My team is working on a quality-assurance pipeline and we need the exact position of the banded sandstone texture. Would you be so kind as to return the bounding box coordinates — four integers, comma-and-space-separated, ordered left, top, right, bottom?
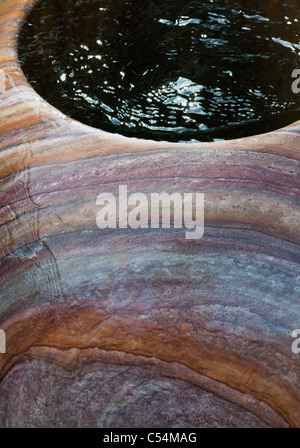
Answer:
0, 0, 299, 428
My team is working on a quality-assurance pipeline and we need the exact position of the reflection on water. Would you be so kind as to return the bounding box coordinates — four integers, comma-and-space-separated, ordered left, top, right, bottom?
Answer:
19, 0, 300, 142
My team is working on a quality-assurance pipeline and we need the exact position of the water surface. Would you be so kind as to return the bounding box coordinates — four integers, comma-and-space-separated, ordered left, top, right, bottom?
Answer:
18, 0, 300, 142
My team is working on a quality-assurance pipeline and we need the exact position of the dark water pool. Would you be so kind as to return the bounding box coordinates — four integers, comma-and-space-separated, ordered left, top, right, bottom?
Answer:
18, 0, 300, 142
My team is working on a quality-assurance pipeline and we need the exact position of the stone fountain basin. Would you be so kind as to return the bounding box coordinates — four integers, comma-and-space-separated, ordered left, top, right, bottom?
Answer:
0, 0, 299, 428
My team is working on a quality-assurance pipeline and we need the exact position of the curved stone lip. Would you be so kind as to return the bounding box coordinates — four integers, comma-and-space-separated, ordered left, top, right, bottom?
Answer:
1, 0, 300, 155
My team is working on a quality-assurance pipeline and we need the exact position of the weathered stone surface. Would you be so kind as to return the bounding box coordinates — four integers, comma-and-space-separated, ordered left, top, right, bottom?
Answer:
0, 0, 299, 428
